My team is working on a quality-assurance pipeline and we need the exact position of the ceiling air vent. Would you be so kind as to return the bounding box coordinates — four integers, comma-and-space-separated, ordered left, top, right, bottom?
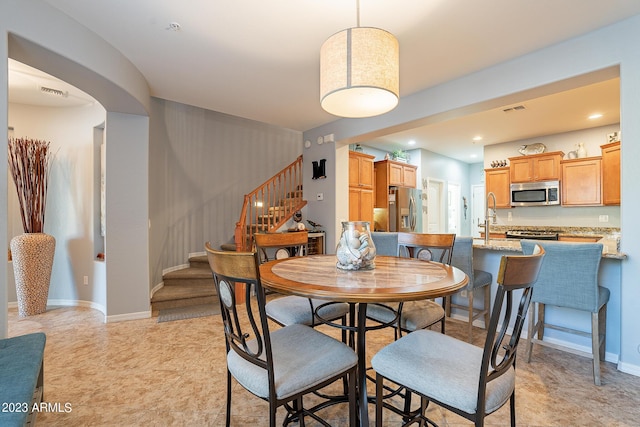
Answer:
40, 86, 68, 97
503, 105, 526, 113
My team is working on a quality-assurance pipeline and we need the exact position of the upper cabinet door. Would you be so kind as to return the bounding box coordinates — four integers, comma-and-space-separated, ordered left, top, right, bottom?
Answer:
348, 151, 375, 188
561, 157, 602, 206
509, 158, 532, 182
485, 167, 511, 208
509, 151, 563, 182
601, 141, 620, 206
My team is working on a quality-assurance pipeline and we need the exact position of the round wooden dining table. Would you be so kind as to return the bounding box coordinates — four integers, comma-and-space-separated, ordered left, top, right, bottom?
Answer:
259, 254, 469, 426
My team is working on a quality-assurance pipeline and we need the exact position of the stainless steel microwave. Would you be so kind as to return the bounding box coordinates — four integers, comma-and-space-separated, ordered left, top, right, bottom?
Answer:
510, 180, 560, 206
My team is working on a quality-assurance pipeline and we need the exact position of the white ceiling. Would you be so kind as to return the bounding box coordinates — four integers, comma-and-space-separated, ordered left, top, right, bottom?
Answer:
10, 1, 637, 161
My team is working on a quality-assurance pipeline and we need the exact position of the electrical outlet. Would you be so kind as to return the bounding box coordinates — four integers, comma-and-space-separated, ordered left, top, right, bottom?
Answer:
83, 276, 89, 285
507, 212, 513, 222
316, 193, 324, 201
599, 215, 609, 223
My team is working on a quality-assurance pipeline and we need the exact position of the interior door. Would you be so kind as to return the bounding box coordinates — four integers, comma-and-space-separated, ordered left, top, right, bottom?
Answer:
426, 179, 444, 233
447, 182, 460, 234
471, 185, 485, 238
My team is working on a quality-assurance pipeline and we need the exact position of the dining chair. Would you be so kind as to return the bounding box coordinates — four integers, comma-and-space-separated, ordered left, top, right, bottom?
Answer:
446, 236, 493, 342
371, 231, 399, 256
254, 232, 350, 327
366, 232, 455, 337
205, 244, 358, 427
520, 239, 609, 386
372, 245, 545, 427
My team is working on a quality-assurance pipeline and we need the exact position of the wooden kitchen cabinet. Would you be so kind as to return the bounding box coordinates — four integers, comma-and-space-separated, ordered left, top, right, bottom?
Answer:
484, 167, 511, 208
558, 235, 601, 242
374, 159, 417, 207
561, 157, 602, 206
601, 141, 620, 205
349, 187, 374, 224
509, 151, 564, 183
349, 151, 375, 222
349, 151, 375, 188
375, 160, 417, 188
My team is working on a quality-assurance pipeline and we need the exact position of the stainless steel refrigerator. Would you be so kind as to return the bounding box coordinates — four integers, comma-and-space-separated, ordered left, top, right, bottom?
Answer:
388, 187, 422, 232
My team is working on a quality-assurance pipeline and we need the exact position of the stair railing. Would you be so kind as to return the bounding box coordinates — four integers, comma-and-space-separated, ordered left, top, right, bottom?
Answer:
234, 155, 307, 252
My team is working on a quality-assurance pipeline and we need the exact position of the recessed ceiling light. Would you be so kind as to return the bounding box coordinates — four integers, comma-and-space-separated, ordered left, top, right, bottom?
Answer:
408, 140, 416, 146
470, 154, 478, 158
472, 136, 483, 141
588, 113, 603, 120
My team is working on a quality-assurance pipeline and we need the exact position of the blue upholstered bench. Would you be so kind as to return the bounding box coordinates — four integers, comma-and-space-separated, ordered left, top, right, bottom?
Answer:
0, 332, 46, 427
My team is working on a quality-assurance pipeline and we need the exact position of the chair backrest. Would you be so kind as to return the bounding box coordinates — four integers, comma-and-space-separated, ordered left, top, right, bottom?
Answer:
520, 239, 603, 311
371, 232, 399, 256
450, 236, 475, 285
398, 232, 455, 264
254, 231, 308, 264
477, 246, 545, 415
205, 243, 276, 385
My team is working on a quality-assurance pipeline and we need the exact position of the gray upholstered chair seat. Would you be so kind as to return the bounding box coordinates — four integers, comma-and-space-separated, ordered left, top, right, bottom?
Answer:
228, 324, 357, 400
265, 296, 350, 326
366, 300, 444, 331
472, 269, 492, 289
372, 329, 515, 415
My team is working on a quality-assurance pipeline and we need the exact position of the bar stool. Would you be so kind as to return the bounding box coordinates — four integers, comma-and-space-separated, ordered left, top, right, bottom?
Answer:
520, 239, 609, 386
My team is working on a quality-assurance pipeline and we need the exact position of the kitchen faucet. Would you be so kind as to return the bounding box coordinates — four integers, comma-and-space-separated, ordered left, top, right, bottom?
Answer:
485, 192, 497, 244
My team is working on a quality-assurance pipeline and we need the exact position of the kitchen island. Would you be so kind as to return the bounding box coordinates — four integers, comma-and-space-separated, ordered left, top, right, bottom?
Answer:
457, 238, 624, 368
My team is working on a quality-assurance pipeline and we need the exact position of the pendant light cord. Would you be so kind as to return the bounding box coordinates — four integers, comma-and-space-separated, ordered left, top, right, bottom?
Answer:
356, 0, 360, 28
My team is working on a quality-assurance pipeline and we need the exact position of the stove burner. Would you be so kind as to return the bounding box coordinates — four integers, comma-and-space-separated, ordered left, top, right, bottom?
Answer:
505, 230, 559, 240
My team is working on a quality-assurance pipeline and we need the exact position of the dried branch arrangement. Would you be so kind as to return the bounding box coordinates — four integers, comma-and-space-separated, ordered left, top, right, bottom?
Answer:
8, 138, 54, 233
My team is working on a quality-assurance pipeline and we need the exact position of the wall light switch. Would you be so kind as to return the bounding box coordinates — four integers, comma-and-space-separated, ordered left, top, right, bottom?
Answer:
316, 193, 324, 201
83, 276, 89, 285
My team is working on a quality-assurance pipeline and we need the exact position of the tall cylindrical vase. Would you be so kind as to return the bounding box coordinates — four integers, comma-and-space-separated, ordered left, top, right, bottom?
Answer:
10, 233, 56, 317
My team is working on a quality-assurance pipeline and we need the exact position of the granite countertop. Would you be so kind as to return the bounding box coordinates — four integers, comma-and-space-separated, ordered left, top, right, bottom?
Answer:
472, 238, 626, 260
482, 225, 620, 238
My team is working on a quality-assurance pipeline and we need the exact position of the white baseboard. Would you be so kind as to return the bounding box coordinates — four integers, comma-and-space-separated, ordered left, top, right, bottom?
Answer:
617, 361, 640, 377
189, 251, 206, 258
105, 311, 151, 323
9, 299, 150, 324
150, 282, 164, 298
162, 263, 189, 276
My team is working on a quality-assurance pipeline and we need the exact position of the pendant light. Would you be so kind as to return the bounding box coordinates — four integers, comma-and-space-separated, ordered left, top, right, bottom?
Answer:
320, 0, 399, 118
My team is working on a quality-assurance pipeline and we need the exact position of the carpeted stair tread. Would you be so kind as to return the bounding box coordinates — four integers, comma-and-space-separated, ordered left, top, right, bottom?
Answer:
152, 295, 218, 313
163, 266, 211, 281
189, 255, 209, 266
151, 284, 216, 302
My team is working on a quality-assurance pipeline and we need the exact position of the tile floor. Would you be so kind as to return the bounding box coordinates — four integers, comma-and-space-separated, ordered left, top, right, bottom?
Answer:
7, 304, 640, 426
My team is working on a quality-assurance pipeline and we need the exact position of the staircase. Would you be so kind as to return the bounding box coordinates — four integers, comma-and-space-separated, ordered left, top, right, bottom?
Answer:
234, 155, 307, 251
151, 255, 216, 315
151, 155, 307, 313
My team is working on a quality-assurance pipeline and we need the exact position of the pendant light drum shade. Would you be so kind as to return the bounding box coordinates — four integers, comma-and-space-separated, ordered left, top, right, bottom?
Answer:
320, 27, 399, 118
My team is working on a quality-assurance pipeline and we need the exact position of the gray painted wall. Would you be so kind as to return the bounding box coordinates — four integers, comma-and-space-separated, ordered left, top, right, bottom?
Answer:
148, 98, 302, 289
